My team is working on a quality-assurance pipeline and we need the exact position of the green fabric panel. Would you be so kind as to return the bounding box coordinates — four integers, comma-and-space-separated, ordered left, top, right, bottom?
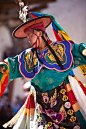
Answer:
79, 43, 86, 53
71, 43, 86, 68
0, 73, 3, 81
6, 55, 23, 82
64, 76, 69, 85
31, 67, 71, 92
76, 110, 86, 129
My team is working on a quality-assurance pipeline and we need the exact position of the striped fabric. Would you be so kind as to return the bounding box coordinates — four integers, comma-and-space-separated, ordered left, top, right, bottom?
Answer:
0, 61, 9, 97
74, 76, 86, 95
79, 65, 86, 78
3, 91, 35, 129
66, 75, 86, 128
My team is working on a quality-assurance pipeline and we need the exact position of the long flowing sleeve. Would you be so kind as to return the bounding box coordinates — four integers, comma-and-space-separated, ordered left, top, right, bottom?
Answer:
0, 48, 41, 96
77, 43, 86, 77
0, 55, 23, 97
71, 42, 86, 68
6, 55, 23, 81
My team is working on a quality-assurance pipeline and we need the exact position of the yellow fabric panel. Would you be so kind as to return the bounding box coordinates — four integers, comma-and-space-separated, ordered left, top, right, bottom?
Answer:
78, 65, 86, 78
58, 30, 71, 40
0, 64, 9, 93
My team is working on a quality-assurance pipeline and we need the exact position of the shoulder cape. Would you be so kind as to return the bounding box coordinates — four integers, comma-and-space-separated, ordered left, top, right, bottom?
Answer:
19, 40, 73, 79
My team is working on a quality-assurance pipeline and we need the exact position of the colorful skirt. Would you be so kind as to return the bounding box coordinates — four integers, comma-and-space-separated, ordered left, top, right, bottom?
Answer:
36, 81, 86, 129
2, 77, 86, 129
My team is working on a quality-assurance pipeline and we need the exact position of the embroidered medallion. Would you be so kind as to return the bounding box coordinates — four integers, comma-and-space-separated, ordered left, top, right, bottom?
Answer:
73, 125, 80, 129
45, 43, 66, 64
38, 125, 43, 129
64, 102, 71, 109
19, 49, 42, 78
37, 41, 73, 72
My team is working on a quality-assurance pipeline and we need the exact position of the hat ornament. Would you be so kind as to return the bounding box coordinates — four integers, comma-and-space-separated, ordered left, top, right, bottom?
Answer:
18, 1, 33, 23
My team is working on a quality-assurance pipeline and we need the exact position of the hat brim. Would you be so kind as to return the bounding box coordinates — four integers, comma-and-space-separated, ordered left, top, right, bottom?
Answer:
12, 16, 52, 38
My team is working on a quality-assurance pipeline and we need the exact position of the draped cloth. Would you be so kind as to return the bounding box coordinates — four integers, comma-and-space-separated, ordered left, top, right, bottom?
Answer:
3, 75, 86, 129
68, 75, 86, 114
3, 91, 36, 129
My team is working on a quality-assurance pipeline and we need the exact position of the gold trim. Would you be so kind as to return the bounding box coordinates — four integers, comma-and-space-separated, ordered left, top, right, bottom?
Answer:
78, 65, 86, 78
24, 108, 30, 116
31, 108, 35, 115
65, 83, 72, 92
0, 82, 1, 93
72, 102, 81, 112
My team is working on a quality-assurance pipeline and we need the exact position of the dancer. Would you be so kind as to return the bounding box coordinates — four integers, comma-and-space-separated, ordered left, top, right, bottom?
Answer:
0, 1, 86, 129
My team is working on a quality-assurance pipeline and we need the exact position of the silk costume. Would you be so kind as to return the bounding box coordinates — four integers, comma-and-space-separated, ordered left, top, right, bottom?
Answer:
0, 40, 86, 129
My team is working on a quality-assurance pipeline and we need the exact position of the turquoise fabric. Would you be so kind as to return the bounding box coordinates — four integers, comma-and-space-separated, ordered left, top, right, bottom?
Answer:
71, 43, 86, 67
5, 56, 23, 83
76, 110, 86, 129
31, 67, 71, 92
0, 73, 3, 81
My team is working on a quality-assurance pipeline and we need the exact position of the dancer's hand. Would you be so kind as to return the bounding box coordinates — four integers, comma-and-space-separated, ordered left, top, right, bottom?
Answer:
0, 65, 5, 73
82, 48, 86, 56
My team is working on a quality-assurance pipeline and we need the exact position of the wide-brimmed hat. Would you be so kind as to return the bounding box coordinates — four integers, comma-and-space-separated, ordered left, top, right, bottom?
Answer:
12, 1, 71, 42
12, 2, 52, 38
13, 16, 52, 38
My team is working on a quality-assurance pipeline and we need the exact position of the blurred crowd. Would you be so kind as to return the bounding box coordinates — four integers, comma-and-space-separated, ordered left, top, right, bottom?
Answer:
0, 95, 12, 129
0, 94, 24, 129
